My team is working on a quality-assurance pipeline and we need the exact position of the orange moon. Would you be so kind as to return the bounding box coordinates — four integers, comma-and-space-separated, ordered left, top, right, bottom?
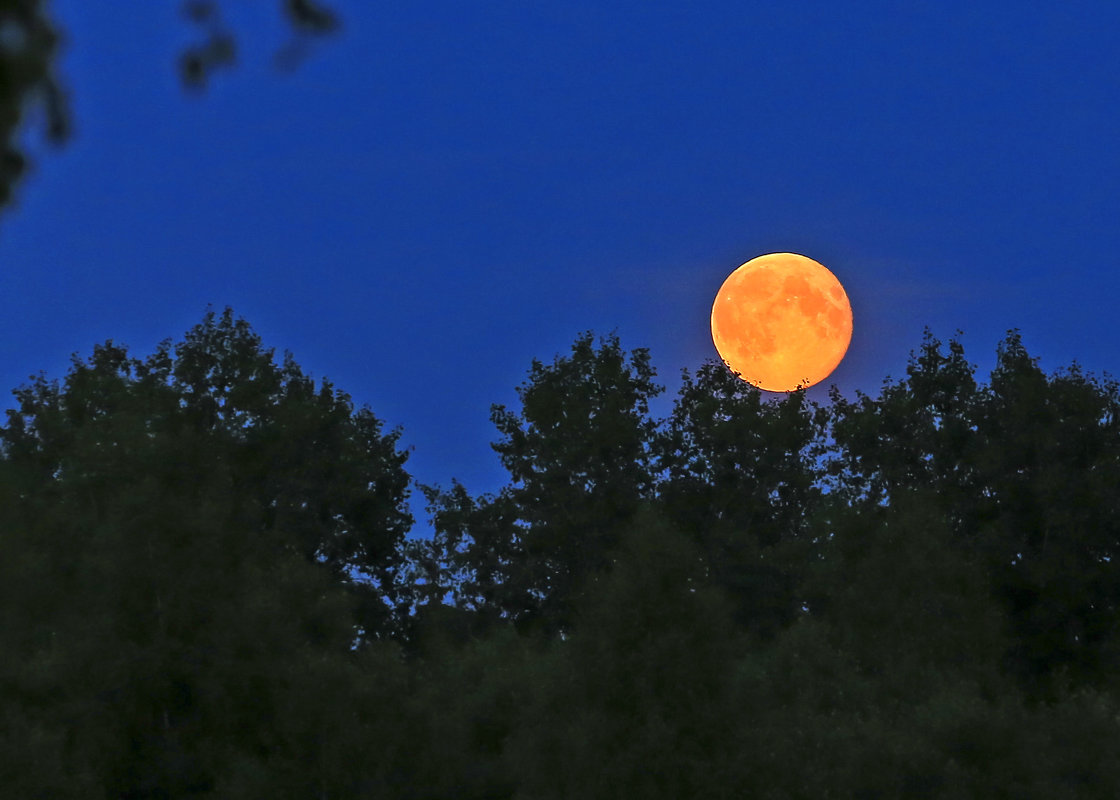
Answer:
710, 253, 852, 392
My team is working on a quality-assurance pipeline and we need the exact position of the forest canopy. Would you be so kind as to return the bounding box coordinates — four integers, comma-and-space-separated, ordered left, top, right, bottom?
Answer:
3, 307, 1120, 796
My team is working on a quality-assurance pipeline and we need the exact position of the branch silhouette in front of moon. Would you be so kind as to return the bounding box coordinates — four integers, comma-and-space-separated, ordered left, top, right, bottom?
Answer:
710, 252, 853, 392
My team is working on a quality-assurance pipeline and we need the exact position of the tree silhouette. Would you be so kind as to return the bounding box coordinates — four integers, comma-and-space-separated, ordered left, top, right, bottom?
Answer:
169, 307, 414, 638
826, 329, 1120, 696
0, 308, 413, 793
656, 359, 819, 639
7, 318, 1120, 795
975, 333, 1120, 695
0, 304, 416, 793
423, 331, 664, 639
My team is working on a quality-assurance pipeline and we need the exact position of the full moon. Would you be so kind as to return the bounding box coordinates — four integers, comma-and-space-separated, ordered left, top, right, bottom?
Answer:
710, 253, 852, 392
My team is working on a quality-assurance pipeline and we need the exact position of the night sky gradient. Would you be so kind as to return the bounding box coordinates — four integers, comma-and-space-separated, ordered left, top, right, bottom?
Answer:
2, 1, 1117, 533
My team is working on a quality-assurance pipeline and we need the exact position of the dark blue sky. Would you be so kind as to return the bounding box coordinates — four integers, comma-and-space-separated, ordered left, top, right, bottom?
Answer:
2, 1, 1118, 532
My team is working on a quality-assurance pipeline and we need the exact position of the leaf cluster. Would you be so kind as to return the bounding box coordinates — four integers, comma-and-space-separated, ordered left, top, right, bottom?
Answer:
0, 0, 339, 214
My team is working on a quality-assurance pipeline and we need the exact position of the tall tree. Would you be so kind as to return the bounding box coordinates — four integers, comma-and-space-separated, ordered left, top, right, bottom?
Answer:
656, 360, 820, 638
0, 321, 414, 794
425, 331, 664, 638
825, 329, 1120, 695
171, 307, 414, 637
973, 332, 1120, 694
826, 328, 981, 517
2, 307, 412, 631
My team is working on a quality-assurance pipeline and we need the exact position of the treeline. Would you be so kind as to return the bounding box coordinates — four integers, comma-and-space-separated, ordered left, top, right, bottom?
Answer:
3, 306, 1120, 797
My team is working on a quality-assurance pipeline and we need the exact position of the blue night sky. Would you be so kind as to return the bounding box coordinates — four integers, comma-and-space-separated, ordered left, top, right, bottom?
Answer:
1, 1, 1118, 533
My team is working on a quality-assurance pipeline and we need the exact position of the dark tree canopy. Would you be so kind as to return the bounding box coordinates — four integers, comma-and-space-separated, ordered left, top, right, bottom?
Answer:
656, 360, 820, 638
826, 329, 1120, 695
422, 331, 664, 639
0, 306, 415, 794
2, 306, 412, 636
6, 318, 1120, 795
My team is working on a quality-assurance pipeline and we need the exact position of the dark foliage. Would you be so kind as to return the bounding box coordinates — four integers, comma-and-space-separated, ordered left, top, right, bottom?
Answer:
0, 307, 415, 794
656, 360, 820, 639
421, 331, 664, 639
6, 318, 1120, 795
828, 329, 1120, 697
0, 1, 338, 215
0, 0, 68, 211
